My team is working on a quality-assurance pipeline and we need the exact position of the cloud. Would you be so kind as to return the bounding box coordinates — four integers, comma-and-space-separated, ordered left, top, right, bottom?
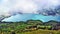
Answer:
0, 0, 38, 16
0, 0, 60, 16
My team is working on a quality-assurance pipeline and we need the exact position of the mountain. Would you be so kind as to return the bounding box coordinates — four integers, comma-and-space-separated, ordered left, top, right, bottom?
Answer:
2, 13, 35, 22
0, 15, 11, 22
2, 13, 60, 22
32, 14, 60, 22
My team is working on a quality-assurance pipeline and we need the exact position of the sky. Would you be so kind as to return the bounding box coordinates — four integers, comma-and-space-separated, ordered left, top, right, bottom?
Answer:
0, 0, 60, 16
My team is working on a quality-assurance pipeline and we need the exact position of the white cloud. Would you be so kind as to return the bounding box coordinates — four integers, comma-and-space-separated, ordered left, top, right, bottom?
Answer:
0, 0, 38, 16
0, 0, 60, 16
12, 0, 38, 13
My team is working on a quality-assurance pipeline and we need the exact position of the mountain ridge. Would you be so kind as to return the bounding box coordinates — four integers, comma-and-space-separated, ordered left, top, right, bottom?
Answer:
2, 13, 60, 22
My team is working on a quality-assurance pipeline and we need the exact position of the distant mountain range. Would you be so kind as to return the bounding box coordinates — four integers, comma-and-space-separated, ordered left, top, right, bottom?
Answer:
2, 13, 60, 22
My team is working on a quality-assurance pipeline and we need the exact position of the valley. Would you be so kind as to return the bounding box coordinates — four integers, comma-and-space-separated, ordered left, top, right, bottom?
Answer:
0, 20, 60, 34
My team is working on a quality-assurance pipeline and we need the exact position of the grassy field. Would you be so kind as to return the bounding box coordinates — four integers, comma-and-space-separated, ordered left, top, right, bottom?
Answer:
19, 30, 60, 34
0, 29, 60, 34
0, 23, 60, 34
0, 20, 60, 34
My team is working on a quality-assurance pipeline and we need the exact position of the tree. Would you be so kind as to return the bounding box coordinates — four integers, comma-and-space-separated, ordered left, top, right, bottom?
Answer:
26, 20, 43, 25
44, 20, 58, 30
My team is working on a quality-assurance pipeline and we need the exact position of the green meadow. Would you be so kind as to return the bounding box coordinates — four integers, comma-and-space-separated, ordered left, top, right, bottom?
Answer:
0, 20, 60, 34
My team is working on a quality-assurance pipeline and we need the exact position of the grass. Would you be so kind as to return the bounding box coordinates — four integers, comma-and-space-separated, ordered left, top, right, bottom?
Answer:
20, 30, 60, 34
0, 29, 60, 34
0, 22, 60, 34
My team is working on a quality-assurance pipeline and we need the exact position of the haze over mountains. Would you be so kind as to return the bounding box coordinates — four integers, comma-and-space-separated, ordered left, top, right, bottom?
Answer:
2, 13, 60, 22
1, 5, 60, 22
0, 0, 60, 22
